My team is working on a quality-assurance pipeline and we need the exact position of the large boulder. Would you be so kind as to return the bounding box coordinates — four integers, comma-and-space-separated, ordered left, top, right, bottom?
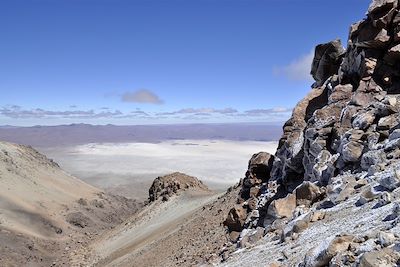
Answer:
224, 205, 248, 232
341, 141, 364, 163
267, 193, 296, 219
247, 152, 274, 182
295, 181, 325, 206
311, 39, 345, 87
359, 248, 400, 267
240, 152, 274, 201
301, 235, 354, 267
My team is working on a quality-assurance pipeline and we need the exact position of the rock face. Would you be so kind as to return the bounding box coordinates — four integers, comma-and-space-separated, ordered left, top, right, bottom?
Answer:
224, 0, 400, 265
149, 172, 209, 202
311, 39, 346, 87
224, 152, 275, 233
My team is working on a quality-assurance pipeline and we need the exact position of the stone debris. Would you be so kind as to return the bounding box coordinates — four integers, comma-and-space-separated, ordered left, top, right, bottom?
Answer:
222, 0, 400, 265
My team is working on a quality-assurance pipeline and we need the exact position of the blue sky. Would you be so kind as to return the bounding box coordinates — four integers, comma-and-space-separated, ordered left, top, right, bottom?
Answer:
0, 0, 370, 126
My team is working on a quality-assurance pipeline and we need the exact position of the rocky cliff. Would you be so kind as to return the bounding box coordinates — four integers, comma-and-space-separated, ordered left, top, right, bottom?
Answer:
224, 1, 400, 266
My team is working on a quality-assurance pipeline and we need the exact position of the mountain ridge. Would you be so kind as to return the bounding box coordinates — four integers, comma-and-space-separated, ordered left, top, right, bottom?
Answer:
0, 123, 282, 148
0, 141, 141, 266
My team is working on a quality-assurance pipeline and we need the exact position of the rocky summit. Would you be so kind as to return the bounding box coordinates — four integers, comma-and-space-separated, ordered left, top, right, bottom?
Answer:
149, 172, 210, 202
224, 0, 400, 266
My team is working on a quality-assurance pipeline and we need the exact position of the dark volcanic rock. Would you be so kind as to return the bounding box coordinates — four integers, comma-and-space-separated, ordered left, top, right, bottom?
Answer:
224, 1, 400, 265
240, 152, 275, 201
248, 152, 274, 183
311, 39, 346, 87
224, 205, 248, 232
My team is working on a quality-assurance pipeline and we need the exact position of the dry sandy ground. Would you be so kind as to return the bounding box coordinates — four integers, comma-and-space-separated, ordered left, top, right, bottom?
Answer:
0, 141, 98, 239
0, 142, 141, 266
41, 140, 278, 201
75, 185, 240, 267
92, 191, 217, 266
0, 139, 277, 266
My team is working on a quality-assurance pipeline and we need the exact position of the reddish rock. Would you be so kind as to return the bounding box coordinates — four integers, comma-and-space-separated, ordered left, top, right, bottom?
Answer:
267, 193, 296, 219
224, 205, 247, 232
295, 182, 325, 206
149, 172, 209, 202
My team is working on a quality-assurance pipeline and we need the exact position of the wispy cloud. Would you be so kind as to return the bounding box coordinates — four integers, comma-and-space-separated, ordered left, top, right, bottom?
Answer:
0, 105, 292, 123
273, 50, 314, 81
0, 106, 123, 119
157, 107, 238, 116
156, 107, 292, 121
121, 89, 164, 104
243, 107, 292, 116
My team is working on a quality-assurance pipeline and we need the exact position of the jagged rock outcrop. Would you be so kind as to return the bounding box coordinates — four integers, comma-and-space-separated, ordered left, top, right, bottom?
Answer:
311, 39, 346, 87
149, 172, 209, 202
240, 151, 275, 201
224, 0, 400, 265
224, 152, 275, 233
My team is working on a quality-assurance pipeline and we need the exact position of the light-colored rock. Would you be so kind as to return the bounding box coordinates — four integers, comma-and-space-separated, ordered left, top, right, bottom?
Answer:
247, 227, 265, 245
295, 181, 325, 206
378, 114, 399, 130
301, 235, 354, 267
149, 172, 209, 202
310, 210, 326, 222
239, 227, 265, 248
378, 192, 392, 206
377, 231, 396, 247
267, 193, 296, 219
281, 215, 310, 242
361, 150, 385, 171
352, 110, 376, 130
334, 177, 357, 203
357, 185, 380, 205
359, 248, 400, 267
229, 231, 240, 242
328, 84, 353, 104
342, 141, 364, 163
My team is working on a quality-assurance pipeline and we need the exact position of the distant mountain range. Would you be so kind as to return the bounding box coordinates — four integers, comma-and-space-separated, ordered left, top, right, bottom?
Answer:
0, 123, 283, 148
0, 125, 19, 129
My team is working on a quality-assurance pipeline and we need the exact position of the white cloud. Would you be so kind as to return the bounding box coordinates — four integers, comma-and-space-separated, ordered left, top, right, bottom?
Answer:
244, 107, 292, 116
156, 107, 238, 116
0, 106, 125, 119
122, 89, 164, 104
0, 105, 292, 123
274, 50, 314, 81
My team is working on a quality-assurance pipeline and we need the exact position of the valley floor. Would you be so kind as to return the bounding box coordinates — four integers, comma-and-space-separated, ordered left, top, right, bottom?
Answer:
40, 140, 278, 201
73, 187, 239, 267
